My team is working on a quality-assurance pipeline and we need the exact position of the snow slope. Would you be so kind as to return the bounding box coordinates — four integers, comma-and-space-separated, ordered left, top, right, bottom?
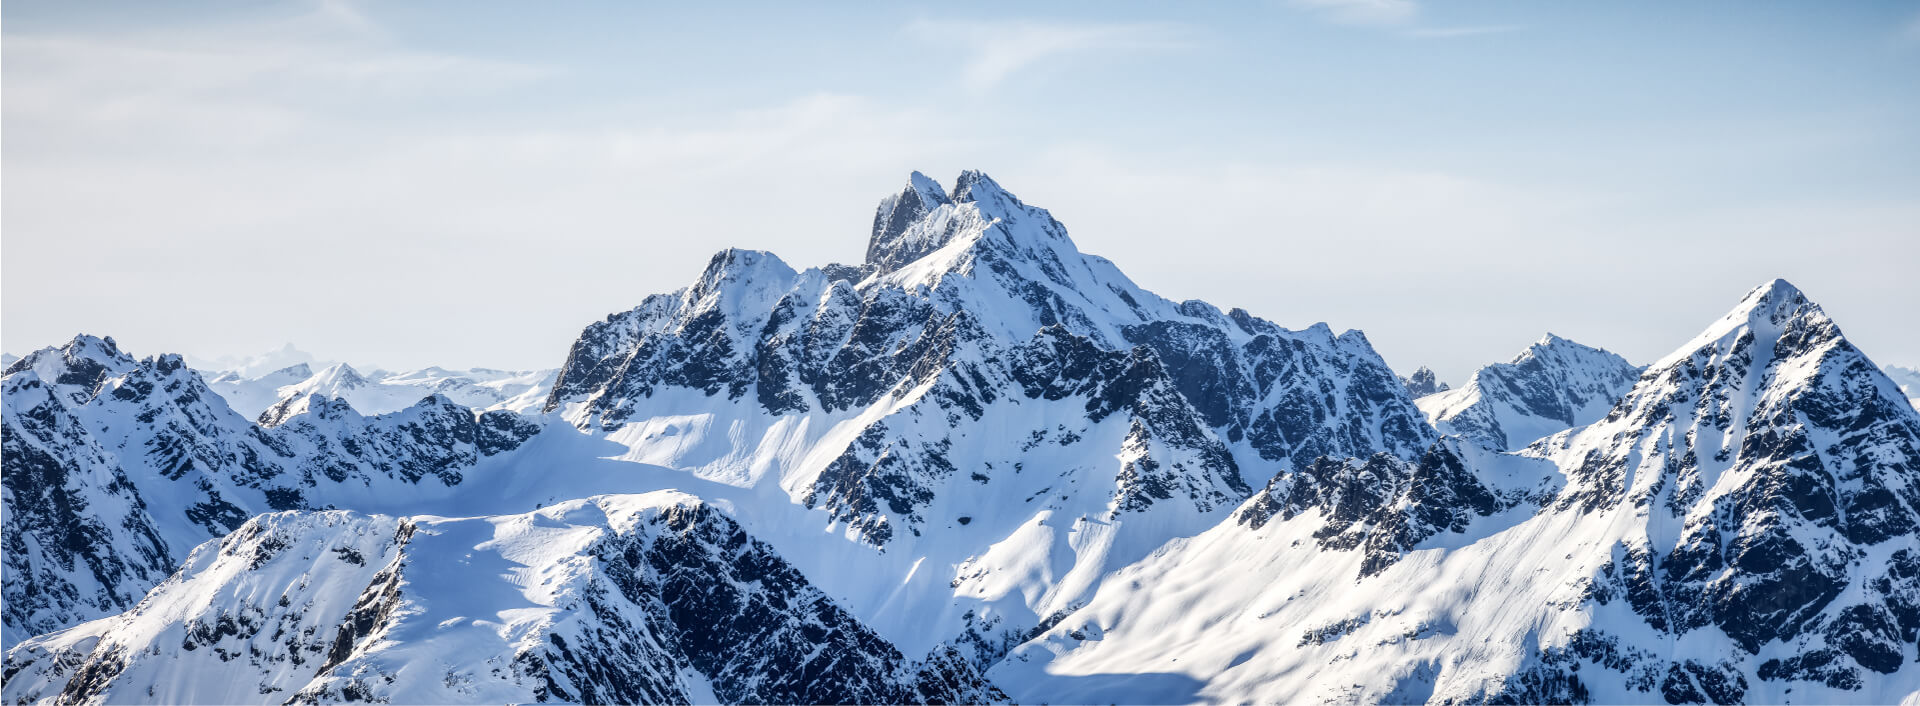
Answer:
2, 492, 1000, 705
990, 280, 1920, 704
1418, 334, 1642, 450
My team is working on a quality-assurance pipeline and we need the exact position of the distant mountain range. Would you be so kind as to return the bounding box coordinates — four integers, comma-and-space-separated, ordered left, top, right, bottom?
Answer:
4, 172, 1916, 705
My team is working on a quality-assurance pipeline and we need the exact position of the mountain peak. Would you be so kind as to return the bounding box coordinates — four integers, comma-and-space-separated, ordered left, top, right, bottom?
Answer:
865, 172, 956, 272
1730, 277, 1812, 324
950, 170, 1002, 203
1659, 278, 1826, 369
60, 334, 128, 365
3, 333, 139, 386
906, 170, 951, 207
311, 362, 368, 388
950, 169, 1036, 226
1401, 366, 1450, 398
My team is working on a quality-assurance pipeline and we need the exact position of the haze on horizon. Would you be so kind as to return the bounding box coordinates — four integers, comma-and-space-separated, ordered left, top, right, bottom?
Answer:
3, 0, 1917, 384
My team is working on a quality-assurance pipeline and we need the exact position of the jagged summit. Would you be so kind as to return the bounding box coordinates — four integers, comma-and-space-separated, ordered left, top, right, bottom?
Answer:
1504, 278, 1920, 693
9, 157, 1920, 706
862, 170, 1074, 278
1400, 365, 1450, 398
8, 333, 128, 370
1419, 333, 1641, 450
866, 171, 956, 273
993, 280, 1920, 704
1659, 277, 1819, 367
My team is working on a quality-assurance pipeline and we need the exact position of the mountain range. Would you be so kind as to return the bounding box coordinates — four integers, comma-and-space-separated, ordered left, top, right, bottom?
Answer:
3, 171, 1916, 705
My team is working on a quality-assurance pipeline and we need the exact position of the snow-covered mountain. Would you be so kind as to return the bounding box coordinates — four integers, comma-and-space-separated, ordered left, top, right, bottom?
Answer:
1417, 334, 1643, 450
991, 280, 1920, 704
1, 171, 1436, 679
205, 362, 555, 420
540, 170, 1435, 658
1888, 364, 1920, 411
6, 170, 1917, 705
0, 337, 538, 645
3, 493, 1000, 705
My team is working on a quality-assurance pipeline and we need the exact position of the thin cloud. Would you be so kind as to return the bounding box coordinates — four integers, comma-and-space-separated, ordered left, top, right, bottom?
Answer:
1405, 25, 1523, 38
1287, 0, 1419, 26
907, 19, 1193, 92
3, 4, 553, 153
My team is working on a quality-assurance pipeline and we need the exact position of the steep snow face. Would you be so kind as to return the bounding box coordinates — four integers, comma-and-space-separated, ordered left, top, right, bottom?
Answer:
541, 171, 1434, 656
1887, 365, 1920, 411
990, 280, 1920, 705
1417, 334, 1642, 450
1, 493, 1003, 705
1, 337, 539, 644
1401, 366, 1450, 398
206, 362, 556, 420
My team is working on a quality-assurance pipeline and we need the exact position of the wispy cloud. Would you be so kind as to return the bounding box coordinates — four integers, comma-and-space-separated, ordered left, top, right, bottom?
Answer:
1287, 0, 1419, 26
906, 19, 1193, 92
1405, 25, 1523, 38
3, 0, 552, 152
1287, 1, 1518, 39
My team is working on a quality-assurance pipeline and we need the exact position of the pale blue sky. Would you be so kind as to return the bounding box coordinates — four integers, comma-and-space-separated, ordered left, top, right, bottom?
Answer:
5, 1, 1918, 383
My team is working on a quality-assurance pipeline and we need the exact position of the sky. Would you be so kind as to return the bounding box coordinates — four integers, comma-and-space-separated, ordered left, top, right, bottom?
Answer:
4, 0, 1918, 384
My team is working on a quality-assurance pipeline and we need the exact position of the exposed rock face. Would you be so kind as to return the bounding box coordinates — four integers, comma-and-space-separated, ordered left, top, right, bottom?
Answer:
1236, 440, 1511, 578
1, 494, 1005, 705
1542, 280, 1920, 688
1418, 334, 1642, 450
1, 337, 538, 644
535, 170, 1437, 660
544, 171, 1433, 548
990, 280, 1920, 705
1401, 366, 1450, 398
